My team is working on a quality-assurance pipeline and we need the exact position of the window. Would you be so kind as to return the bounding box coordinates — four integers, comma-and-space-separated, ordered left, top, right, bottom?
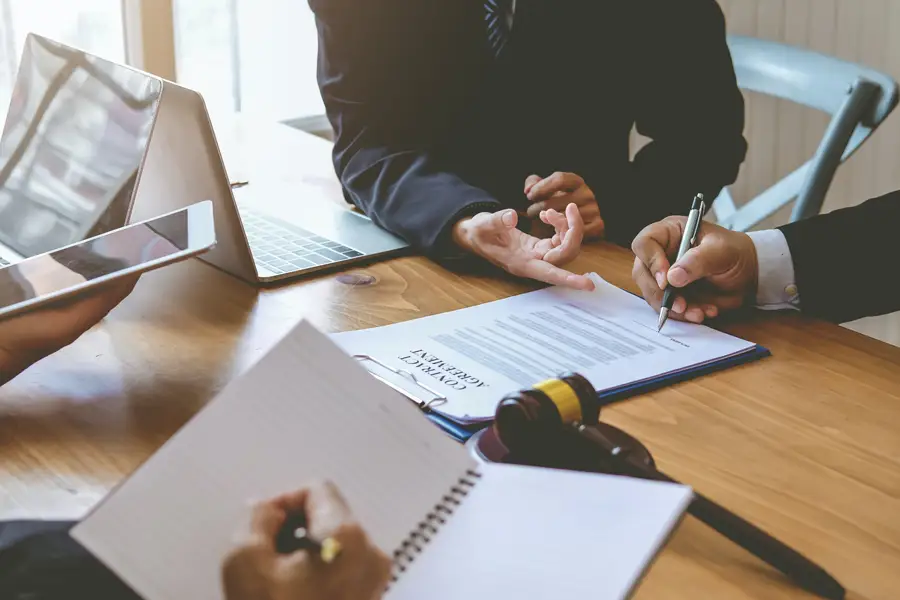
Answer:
174, 0, 324, 123
0, 0, 324, 129
0, 0, 125, 121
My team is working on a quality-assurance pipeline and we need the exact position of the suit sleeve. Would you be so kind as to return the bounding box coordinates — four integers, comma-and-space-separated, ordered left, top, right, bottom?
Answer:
604, 0, 747, 246
778, 190, 900, 323
309, 0, 500, 257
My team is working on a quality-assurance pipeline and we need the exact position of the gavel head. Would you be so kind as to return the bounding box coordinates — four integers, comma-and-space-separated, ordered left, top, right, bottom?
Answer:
493, 373, 600, 453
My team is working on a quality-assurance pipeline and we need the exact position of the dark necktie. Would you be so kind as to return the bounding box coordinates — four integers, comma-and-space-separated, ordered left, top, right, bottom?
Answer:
485, 0, 513, 59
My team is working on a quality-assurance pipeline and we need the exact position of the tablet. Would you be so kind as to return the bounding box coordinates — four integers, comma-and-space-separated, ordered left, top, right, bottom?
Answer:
0, 201, 216, 320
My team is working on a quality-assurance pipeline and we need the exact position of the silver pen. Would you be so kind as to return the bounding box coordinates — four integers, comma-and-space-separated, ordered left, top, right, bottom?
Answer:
658, 194, 706, 332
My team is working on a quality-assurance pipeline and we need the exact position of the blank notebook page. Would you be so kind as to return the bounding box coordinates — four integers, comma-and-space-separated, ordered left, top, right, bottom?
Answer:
72, 320, 475, 600
388, 463, 693, 600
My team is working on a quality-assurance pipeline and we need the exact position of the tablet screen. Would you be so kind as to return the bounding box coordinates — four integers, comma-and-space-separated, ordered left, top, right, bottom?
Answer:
0, 35, 161, 257
0, 207, 190, 310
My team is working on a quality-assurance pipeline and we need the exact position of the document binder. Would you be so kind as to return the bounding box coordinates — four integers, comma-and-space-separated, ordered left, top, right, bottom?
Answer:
337, 275, 771, 433
358, 344, 771, 443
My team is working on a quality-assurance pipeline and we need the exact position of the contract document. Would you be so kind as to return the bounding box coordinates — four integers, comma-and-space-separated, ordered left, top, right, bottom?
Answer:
333, 274, 761, 423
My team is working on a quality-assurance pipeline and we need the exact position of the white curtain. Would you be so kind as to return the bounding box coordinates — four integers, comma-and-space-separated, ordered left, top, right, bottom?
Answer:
0, 0, 18, 119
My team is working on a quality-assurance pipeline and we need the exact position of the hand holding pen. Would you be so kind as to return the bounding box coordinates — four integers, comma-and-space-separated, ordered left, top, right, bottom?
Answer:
657, 195, 707, 331
222, 481, 392, 600
631, 195, 761, 328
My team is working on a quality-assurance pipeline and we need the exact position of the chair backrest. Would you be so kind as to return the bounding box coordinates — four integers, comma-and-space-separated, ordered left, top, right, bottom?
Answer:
712, 35, 899, 231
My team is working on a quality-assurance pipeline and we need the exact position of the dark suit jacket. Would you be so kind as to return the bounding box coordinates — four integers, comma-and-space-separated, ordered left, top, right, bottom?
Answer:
310, 0, 747, 256
0, 521, 137, 600
779, 190, 900, 323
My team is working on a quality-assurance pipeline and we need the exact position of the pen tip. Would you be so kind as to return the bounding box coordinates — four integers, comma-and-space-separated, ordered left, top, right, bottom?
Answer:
657, 309, 668, 332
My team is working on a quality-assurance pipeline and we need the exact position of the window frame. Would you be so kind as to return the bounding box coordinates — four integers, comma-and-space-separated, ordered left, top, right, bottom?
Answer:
124, 0, 328, 131
121, 0, 177, 81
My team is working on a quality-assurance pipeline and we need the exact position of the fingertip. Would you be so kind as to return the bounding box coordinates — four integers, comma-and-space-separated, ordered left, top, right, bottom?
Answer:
568, 275, 594, 291
501, 209, 517, 227
685, 307, 705, 323
668, 266, 689, 288
565, 203, 584, 228
655, 271, 667, 289
249, 499, 286, 539
673, 296, 687, 314
272, 487, 312, 512
705, 305, 719, 318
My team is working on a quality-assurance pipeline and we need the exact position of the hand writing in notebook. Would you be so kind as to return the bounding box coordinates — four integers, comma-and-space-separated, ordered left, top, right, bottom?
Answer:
222, 481, 392, 600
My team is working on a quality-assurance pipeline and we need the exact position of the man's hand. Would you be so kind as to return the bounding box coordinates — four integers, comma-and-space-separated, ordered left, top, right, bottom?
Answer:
452, 204, 594, 291
0, 277, 138, 385
524, 173, 604, 240
223, 481, 392, 600
631, 217, 758, 324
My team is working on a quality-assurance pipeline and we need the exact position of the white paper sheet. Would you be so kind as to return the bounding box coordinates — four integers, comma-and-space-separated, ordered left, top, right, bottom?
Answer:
333, 274, 756, 422
388, 463, 692, 600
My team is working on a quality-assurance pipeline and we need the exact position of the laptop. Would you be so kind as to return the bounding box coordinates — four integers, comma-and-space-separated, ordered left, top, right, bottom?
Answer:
0, 33, 409, 284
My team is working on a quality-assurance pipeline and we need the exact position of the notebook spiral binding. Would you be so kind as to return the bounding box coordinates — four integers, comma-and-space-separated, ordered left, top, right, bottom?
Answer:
390, 468, 483, 583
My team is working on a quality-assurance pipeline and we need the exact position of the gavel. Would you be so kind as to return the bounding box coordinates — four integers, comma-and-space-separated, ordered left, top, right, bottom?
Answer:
492, 373, 846, 600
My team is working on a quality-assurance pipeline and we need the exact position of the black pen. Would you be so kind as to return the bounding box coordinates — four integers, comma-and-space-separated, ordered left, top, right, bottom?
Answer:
276, 512, 342, 563
658, 194, 706, 332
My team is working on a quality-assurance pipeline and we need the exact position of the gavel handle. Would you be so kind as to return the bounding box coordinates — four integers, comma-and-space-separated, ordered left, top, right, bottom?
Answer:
655, 472, 844, 600
576, 428, 845, 600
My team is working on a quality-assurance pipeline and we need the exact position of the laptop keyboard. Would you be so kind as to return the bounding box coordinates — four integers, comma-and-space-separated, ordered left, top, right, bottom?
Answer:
239, 207, 364, 276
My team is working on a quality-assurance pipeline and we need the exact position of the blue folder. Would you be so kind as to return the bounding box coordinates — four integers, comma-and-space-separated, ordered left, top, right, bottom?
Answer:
427, 344, 771, 443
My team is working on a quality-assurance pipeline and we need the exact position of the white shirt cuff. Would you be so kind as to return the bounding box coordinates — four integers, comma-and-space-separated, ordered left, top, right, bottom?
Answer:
747, 229, 800, 311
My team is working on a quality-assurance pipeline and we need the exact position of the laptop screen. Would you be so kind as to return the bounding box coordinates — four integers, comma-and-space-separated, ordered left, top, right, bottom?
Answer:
0, 34, 162, 258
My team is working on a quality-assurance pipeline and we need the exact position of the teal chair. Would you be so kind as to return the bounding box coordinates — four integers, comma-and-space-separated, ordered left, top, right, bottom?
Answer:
712, 35, 899, 230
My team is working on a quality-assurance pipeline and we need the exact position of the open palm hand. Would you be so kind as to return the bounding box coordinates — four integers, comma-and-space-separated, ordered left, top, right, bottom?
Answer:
453, 204, 594, 290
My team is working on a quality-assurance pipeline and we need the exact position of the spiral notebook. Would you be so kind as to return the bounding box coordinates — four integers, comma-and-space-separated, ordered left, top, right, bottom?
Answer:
72, 320, 693, 600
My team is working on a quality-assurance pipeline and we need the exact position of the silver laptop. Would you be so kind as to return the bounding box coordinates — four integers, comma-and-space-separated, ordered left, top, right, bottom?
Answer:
0, 34, 409, 283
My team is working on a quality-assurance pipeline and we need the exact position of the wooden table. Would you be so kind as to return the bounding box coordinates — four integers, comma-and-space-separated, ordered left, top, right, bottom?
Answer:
2, 125, 900, 600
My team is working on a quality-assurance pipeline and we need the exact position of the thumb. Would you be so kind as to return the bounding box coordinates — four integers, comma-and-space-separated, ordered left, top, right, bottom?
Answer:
668, 237, 735, 288
477, 209, 518, 234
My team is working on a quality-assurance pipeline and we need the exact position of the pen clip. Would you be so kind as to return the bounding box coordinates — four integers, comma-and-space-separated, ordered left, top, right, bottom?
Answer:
353, 354, 449, 411
690, 199, 706, 245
